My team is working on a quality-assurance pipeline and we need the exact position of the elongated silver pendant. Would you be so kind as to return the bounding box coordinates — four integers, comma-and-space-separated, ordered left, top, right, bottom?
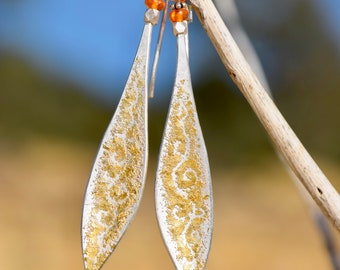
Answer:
155, 20, 214, 270
81, 8, 161, 270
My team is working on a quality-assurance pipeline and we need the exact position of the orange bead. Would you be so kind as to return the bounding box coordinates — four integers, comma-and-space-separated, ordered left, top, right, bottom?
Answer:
169, 8, 189, 22
145, 0, 166, 11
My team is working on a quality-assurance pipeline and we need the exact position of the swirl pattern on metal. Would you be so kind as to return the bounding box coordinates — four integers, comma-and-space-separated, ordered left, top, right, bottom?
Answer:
156, 32, 213, 270
81, 23, 152, 270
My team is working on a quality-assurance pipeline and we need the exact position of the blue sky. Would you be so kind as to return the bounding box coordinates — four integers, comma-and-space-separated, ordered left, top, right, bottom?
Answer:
0, 1, 339, 100
0, 1, 213, 100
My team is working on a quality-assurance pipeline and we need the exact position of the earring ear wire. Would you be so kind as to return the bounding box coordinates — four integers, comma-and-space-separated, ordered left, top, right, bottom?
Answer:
149, 0, 170, 98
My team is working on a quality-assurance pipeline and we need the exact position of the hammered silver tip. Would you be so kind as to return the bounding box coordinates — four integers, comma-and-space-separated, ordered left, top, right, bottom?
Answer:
172, 21, 188, 36
144, 9, 160, 25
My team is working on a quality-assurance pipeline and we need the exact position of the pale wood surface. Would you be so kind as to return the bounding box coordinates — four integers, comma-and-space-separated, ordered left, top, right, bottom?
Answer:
191, 0, 340, 231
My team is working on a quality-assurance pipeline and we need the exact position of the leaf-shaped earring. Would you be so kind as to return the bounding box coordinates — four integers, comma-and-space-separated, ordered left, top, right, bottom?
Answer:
81, 1, 166, 270
155, 1, 214, 269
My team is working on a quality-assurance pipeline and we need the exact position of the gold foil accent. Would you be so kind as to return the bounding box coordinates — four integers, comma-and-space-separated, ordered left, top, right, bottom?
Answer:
82, 53, 148, 270
156, 77, 213, 269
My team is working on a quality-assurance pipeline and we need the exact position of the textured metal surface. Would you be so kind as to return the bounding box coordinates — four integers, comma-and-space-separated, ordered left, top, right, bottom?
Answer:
81, 22, 152, 270
155, 30, 213, 270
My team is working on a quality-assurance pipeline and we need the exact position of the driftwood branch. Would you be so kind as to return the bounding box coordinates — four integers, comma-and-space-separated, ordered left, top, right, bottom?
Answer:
191, 0, 340, 231
214, 1, 340, 266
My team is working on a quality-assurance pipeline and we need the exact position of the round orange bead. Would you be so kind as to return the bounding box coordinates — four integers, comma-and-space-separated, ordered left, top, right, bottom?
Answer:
169, 8, 189, 22
145, 0, 166, 11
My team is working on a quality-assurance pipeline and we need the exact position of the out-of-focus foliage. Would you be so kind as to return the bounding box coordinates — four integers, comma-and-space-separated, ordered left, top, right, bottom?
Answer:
269, 3, 340, 160
0, 55, 112, 143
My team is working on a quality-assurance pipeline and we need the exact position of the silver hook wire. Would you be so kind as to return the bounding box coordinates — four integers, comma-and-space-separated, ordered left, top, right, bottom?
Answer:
149, 0, 169, 98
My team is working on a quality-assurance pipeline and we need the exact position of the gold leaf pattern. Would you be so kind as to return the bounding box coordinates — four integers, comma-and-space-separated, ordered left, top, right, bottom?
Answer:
82, 51, 148, 270
156, 76, 213, 269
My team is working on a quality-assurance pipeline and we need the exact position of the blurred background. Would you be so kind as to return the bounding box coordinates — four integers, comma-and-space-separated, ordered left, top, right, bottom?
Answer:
0, 0, 340, 269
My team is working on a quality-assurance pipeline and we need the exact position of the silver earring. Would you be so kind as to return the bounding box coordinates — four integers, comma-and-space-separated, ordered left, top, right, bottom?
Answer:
155, 2, 213, 269
81, 2, 166, 270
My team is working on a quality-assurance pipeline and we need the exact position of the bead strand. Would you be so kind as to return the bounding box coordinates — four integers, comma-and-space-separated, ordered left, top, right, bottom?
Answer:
169, 0, 189, 22
145, 0, 166, 11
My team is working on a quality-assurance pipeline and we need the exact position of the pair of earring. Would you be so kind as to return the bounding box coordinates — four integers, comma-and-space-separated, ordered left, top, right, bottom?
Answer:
81, 1, 213, 270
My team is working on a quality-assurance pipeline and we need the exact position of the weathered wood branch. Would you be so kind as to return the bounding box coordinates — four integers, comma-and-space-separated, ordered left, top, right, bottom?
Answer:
191, 0, 340, 231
